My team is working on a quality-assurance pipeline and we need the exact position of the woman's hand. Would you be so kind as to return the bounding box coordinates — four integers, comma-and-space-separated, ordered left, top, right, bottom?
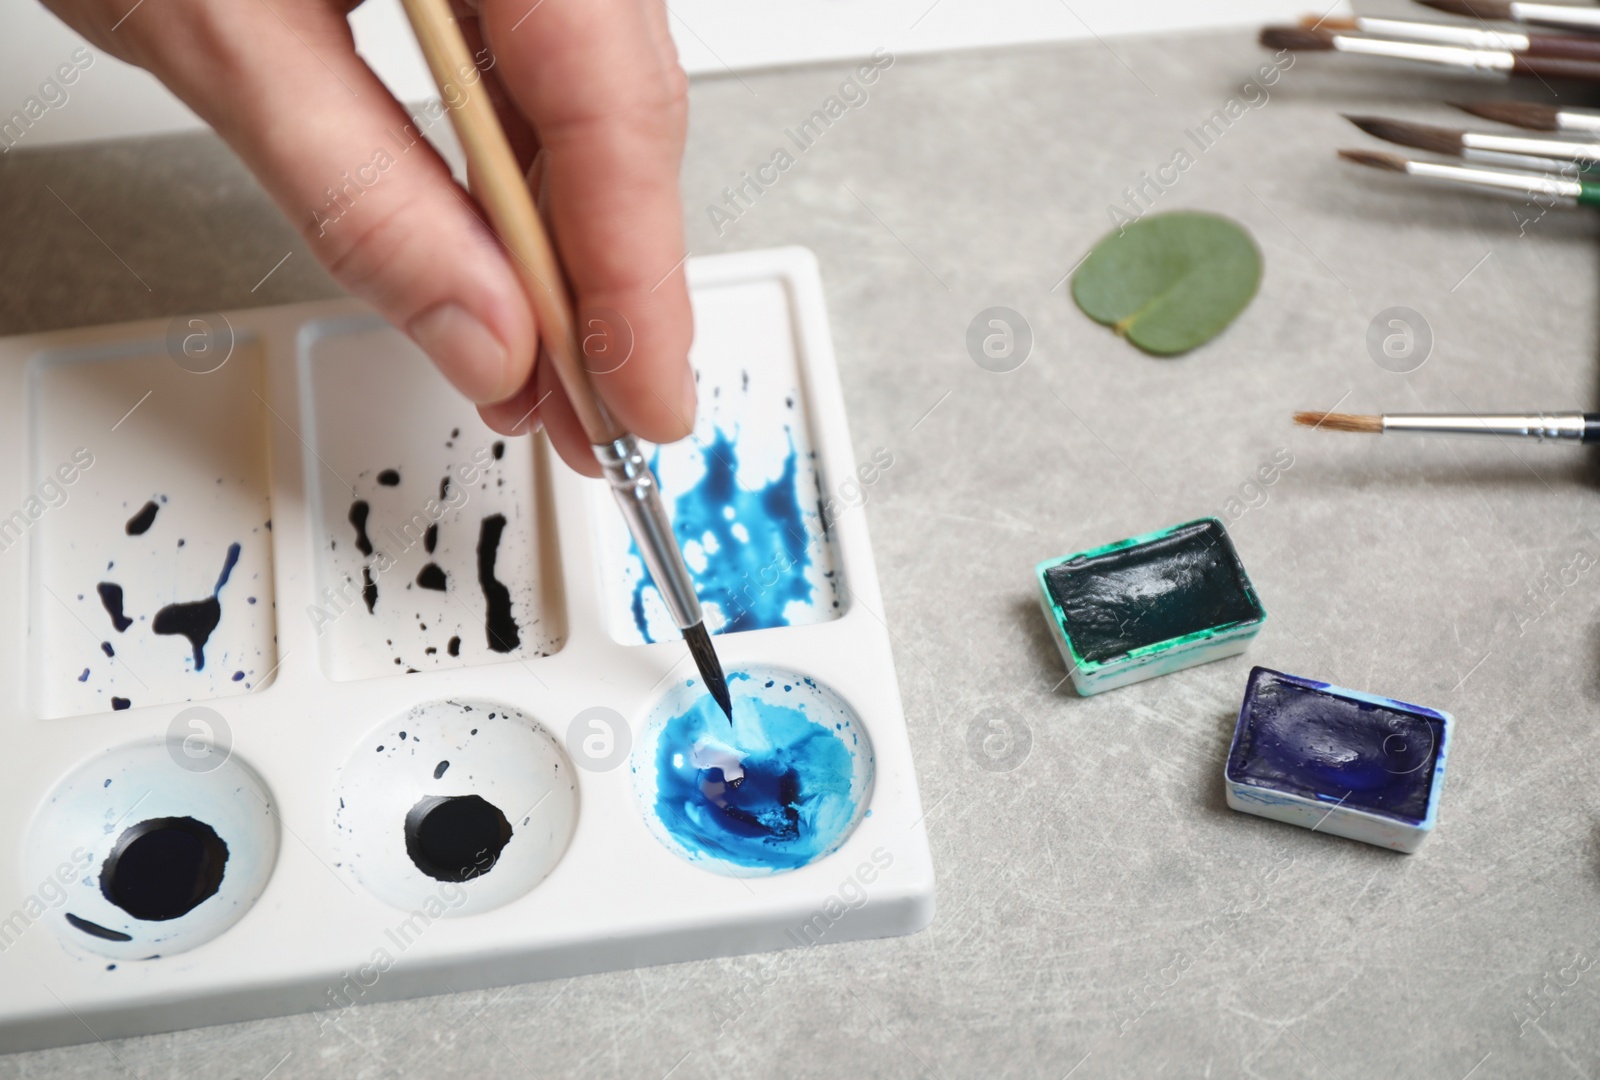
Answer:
43, 0, 696, 475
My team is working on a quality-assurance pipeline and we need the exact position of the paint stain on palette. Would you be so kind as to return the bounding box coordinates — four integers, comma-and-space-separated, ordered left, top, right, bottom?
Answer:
632, 666, 874, 876
601, 280, 843, 644
28, 344, 277, 718
301, 323, 563, 680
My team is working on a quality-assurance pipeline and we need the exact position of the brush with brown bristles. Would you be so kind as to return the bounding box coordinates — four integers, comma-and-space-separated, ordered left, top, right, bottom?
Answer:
1294, 410, 1600, 442
1344, 113, 1600, 174
1262, 24, 1600, 82
1338, 147, 1600, 206
1454, 99, 1600, 134
1415, 0, 1600, 35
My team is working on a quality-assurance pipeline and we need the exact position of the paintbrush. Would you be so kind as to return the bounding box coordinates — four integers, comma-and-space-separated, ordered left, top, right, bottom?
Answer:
1338, 147, 1600, 205
397, 0, 734, 719
1295, 410, 1600, 442
1315, 13, 1600, 59
1454, 99, 1600, 134
1415, 0, 1600, 35
1343, 114, 1600, 173
1261, 24, 1600, 82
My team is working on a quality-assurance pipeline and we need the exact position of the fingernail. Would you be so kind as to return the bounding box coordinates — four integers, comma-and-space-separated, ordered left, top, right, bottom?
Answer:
408, 303, 509, 403
677, 363, 698, 432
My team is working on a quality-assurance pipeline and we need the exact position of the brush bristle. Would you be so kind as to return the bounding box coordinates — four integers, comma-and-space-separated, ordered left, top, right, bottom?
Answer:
1304, 14, 1357, 30
1449, 100, 1563, 131
1338, 148, 1411, 173
1343, 114, 1465, 157
1260, 25, 1336, 51
1414, 0, 1515, 18
1293, 411, 1384, 433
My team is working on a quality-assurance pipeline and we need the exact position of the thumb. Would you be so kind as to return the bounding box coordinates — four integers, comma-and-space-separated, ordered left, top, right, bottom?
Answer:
124, 0, 535, 405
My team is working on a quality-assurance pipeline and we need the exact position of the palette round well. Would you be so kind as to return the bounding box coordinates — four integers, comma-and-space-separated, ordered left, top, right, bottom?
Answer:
630, 665, 875, 877
333, 699, 578, 916
24, 739, 279, 960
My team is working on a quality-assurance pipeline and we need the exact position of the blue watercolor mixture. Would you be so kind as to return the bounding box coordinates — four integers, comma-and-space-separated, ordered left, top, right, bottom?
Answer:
652, 673, 859, 871
1228, 667, 1445, 823
630, 430, 812, 642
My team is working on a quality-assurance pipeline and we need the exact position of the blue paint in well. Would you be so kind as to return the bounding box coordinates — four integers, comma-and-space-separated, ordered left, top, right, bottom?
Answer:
652, 672, 859, 871
629, 431, 812, 642
1227, 667, 1447, 824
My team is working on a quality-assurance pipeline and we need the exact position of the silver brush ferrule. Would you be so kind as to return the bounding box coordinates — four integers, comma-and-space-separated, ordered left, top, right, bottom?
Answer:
1383, 412, 1588, 441
594, 436, 703, 630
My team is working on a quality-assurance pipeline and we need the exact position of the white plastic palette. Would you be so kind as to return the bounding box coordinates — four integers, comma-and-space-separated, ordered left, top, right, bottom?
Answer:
0, 247, 934, 1052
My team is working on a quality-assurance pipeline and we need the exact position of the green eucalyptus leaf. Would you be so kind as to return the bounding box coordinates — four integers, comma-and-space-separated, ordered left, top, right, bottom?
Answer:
1071, 211, 1262, 356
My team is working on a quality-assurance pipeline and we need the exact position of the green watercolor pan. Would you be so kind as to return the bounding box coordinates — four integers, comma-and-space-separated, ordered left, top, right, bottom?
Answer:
1035, 517, 1266, 695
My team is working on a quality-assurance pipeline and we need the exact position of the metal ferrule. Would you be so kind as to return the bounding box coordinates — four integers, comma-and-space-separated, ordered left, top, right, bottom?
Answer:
594, 436, 703, 630
1333, 35, 1517, 74
1357, 17, 1530, 52
1383, 413, 1588, 440
1463, 131, 1600, 165
1407, 159, 1582, 202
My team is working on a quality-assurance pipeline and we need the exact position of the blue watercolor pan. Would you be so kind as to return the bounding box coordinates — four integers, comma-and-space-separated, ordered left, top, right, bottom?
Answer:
1035, 517, 1266, 695
1224, 666, 1453, 853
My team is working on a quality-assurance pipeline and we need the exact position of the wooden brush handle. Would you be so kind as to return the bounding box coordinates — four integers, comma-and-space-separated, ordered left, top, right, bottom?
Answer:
1526, 34, 1600, 62
399, 0, 623, 446
1513, 54, 1600, 82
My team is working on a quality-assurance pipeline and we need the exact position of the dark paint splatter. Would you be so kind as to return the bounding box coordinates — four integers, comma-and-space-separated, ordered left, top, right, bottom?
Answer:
151, 542, 240, 671
97, 583, 133, 632
491, 441, 505, 460
416, 563, 447, 591
434, 760, 450, 779
377, 469, 400, 486
349, 501, 373, 556
362, 567, 378, 613
78, 668, 89, 682
232, 671, 245, 682
65, 913, 132, 942
477, 514, 519, 652
424, 523, 438, 554
124, 501, 159, 536
447, 636, 461, 657
439, 477, 450, 500
101, 642, 114, 657
111, 697, 131, 711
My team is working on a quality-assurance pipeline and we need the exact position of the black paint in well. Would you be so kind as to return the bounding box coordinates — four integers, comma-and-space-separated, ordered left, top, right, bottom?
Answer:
404, 794, 513, 882
100, 816, 229, 921
1043, 518, 1262, 665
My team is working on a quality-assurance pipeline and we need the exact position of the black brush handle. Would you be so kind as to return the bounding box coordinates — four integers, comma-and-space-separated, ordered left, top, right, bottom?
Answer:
1585, 414, 1600, 443
1514, 55, 1600, 82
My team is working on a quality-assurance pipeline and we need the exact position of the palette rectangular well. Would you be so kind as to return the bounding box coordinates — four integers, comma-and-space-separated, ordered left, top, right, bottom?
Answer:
0, 247, 934, 1052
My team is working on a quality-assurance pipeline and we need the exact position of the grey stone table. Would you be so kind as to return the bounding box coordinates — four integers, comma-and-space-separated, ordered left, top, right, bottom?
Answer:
4, 12, 1600, 1079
